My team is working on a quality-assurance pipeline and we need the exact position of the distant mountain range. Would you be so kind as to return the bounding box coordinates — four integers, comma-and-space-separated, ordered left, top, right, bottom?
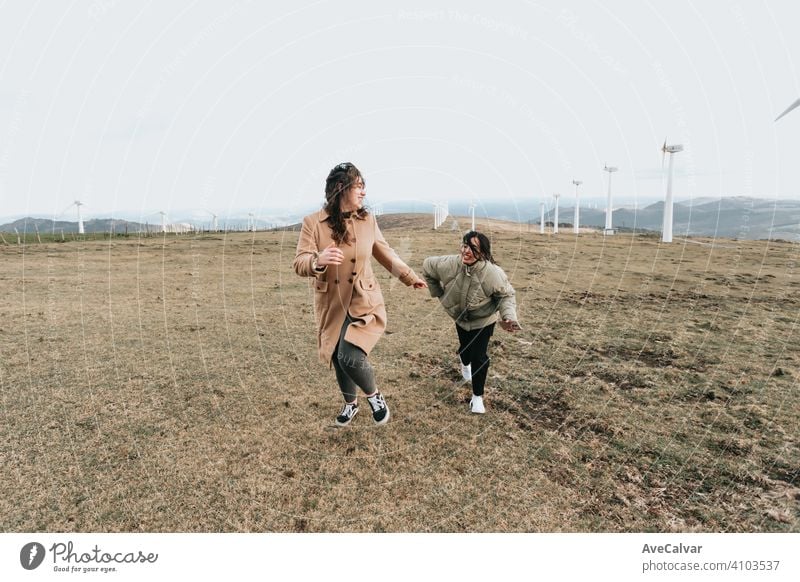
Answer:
0, 217, 148, 234
553, 197, 800, 240
2, 197, 799, 240
0, 216, 276, 234
380, 197, 800, 240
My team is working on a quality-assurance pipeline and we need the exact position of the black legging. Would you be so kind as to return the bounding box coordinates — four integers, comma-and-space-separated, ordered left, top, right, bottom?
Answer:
456, 323, 495, 396
331, 314, 377, 403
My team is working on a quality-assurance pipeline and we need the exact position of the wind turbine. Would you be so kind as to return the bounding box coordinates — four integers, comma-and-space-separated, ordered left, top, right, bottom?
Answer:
75, 201, 85, 234
775, 97, 800, 122
603, 164, 618, 235
572, 180, 582, 234
201, 209, 218, 232
469, 199, 476, 231
62, 200, 85, 234
661, 140, 684, 243
552, 193, 560, 234
433, 203, 448, 229
158, 211, 168, 233
248, 212, 255, 232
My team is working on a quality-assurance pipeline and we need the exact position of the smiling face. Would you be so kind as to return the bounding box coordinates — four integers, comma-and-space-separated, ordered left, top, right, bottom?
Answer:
325, 163, 366, 216
340, 176, 366, 213
461, 236, 481, 265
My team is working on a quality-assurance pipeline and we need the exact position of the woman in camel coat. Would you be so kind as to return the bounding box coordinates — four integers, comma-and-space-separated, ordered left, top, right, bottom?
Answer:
293, 162, 427, 426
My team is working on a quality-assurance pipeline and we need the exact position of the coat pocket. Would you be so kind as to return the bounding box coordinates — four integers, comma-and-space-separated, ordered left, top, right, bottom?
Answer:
358, 278, 382, 307
315, 280, 328, 293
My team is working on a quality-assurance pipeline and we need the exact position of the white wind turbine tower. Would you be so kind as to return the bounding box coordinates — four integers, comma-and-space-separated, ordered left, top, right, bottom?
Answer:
661, 140, 684, 244
603, 164, 618, 235
198, 209, 218, 232
248, 213, 255, 232
202, 210, 218, 232
433, 203, 448, 229
539, 201, 546, 234
158, 211, 168, 233
75, 201, 85, 234
469, 199, 476, 231
63, 200, 86, 234
572, 180, 582, 234
552, 193, 561, 234
775, 97, 800, 121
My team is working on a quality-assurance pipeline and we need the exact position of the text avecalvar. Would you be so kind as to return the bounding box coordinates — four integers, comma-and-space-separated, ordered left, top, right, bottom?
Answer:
642, 543, 702, 554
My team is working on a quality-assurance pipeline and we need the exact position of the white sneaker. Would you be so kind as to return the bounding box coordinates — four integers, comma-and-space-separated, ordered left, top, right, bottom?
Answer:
470, 395, 485, 414
460, 361, 472, 382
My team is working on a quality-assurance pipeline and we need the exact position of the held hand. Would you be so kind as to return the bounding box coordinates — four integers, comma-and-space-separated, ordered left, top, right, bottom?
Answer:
500, 319, 521, 332
317, 242, 344, 266
412, 278, 428, 289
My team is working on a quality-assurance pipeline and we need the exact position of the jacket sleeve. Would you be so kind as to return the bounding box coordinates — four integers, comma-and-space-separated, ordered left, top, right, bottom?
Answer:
422, 256, 446, 298
372, 216, 417, 286
491, 267, 517, 322
293, 216, 327, 278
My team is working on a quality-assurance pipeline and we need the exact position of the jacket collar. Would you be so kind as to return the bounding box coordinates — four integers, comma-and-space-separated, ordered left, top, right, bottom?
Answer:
463, 259, 488, 275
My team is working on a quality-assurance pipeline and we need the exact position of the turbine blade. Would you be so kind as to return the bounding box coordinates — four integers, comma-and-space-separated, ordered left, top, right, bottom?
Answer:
661, 138, 667, 169
775, 97, 800, 121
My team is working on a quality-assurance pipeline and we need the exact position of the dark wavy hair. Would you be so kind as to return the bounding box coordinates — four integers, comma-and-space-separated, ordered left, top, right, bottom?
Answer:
463, 230, 497, 264
324, 162, 368, 245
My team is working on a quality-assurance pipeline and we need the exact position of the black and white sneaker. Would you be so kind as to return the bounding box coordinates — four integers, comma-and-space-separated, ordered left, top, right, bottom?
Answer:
366, 392, 391, 426
335, 401, 359, 427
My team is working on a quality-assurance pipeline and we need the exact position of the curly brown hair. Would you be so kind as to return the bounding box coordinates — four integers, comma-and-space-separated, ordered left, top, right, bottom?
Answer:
324, 162, 368, 245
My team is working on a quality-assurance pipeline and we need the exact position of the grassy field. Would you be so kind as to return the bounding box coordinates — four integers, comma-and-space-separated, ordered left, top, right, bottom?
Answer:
1, 214, 798, 532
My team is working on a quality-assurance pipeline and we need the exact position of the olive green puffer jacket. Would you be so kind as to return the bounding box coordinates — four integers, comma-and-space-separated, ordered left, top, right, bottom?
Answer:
422, 255, 517, 331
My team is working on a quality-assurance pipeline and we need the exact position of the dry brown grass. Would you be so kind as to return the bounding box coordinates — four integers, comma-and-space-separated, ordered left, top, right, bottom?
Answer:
1, 215, 798, 532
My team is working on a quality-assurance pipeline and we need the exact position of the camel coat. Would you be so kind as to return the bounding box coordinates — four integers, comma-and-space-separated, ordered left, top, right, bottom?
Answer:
293, 209, 419, 365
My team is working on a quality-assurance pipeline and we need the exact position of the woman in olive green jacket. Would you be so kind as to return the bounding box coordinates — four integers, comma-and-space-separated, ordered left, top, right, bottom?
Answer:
422, 231, 520, 413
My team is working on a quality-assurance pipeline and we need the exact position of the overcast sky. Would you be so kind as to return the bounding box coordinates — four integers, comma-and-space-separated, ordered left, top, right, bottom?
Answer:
0, 0, 798, 220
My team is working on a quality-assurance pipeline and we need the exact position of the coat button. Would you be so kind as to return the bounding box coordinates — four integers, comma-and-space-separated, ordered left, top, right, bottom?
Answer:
350, 258, 356, 263
352, 272, 357, 276
348, 278, 353, 283
335, 279, 339, 284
